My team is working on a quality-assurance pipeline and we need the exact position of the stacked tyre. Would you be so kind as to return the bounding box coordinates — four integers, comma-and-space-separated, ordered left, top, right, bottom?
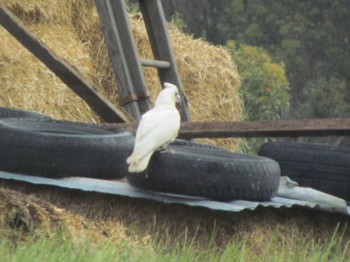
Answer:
259, 141, 350, 200
0, 107, 134, 179
0, 107, 281, 201
127, 141, 280, 201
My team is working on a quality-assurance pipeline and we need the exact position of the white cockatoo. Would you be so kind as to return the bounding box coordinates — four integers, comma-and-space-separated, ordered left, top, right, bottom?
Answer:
127, 82, 181, 173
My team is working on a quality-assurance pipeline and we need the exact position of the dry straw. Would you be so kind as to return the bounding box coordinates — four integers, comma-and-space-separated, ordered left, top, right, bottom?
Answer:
0, 186, 136, 244
0, 0, 244, 151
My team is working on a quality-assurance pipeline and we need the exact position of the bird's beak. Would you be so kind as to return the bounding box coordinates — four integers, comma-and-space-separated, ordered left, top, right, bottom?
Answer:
175, 93, 181, 105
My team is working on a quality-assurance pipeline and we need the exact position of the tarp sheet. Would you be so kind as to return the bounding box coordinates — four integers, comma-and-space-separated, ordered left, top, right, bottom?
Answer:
0, 171, 349, 215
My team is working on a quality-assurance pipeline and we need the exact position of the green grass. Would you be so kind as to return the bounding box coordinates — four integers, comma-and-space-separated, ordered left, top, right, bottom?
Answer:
1, 227, 349, 262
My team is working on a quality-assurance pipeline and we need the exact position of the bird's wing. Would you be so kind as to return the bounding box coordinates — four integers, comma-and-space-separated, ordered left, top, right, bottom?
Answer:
134, 109, 159, 142
130, 106, 180, 160
135, 106, 179, 143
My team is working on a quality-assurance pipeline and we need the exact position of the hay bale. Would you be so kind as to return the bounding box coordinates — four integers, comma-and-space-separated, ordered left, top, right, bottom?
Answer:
0, 0, 95, 24
0, 0, 244, 151
0, 186, 132, 243
0, 25, 100, 122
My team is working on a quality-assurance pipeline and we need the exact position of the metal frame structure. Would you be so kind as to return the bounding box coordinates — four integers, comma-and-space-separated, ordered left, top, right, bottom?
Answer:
0, 2, 350, 137
95, 0, 190, 121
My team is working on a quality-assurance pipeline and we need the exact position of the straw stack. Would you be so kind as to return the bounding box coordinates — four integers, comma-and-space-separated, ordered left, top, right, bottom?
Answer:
0, 0, 244, 151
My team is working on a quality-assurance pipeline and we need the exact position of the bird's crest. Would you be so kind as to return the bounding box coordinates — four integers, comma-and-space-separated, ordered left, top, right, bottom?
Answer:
155, 82, 181, 106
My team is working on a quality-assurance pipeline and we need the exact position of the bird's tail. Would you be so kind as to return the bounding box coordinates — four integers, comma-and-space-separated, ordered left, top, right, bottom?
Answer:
127, 152, 153, 173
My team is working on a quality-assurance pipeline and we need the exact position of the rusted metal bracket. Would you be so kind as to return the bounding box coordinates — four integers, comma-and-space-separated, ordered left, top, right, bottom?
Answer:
119, 91, 151, 107
0, 5, 132, 123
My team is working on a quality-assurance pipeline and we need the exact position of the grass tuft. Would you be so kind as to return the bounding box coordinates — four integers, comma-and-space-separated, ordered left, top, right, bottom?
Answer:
0, 225, 349, 262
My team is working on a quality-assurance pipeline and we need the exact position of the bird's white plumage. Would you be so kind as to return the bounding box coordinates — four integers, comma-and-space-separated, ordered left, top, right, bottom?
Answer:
127, 82, 181, 173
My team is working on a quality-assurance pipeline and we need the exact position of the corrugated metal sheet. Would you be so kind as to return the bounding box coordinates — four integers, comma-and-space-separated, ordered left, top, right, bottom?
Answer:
0, 171, 349, 215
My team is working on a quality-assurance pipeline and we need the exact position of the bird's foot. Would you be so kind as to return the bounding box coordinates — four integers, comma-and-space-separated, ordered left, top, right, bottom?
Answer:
159, 148, 175, 154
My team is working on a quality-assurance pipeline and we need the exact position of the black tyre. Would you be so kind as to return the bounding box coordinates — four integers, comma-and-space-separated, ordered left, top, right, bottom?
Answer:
0, 106, 51, 120
258, 141, 350, 200
0, 118, 134, 179
127, 143, 280, 201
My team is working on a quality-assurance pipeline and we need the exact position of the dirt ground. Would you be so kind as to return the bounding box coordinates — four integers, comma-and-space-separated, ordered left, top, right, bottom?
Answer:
1, 179, 349, 251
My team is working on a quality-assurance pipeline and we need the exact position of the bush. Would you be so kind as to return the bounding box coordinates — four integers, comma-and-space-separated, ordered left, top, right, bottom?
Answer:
226, 41, 291, 152
227, 41, 291, 121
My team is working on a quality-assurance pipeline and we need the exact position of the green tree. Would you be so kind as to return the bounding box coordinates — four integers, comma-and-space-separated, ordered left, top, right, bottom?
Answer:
227, 41, 290, 121
227, 0, 350, 118
162, 0, 231, 44
162, 0, 350, 119
227, 41, 290, 152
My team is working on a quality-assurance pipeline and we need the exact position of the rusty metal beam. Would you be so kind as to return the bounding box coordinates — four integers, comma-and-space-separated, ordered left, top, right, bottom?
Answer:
102, 118, 350, 138
0, 5, 132, 123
